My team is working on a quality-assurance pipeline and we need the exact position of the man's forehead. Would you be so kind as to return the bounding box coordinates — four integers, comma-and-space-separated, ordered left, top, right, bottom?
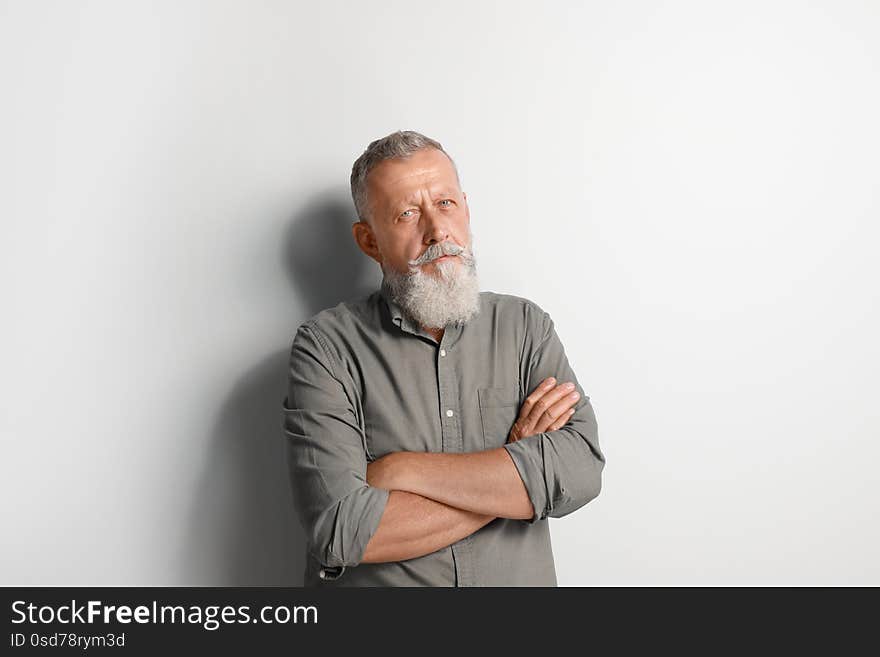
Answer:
370, 151, 458, 197
382, 165, 444, 190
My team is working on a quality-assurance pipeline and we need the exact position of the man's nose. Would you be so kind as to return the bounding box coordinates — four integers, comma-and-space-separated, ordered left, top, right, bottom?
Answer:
422, 205, 451, 244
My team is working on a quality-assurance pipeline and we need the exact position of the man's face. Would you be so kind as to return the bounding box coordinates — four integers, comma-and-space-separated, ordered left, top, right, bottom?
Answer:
352, 146, 480, 329
355, 147, 471, 275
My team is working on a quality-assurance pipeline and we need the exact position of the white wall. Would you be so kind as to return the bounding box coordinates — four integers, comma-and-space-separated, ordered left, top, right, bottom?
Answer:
2, 0, 878, 585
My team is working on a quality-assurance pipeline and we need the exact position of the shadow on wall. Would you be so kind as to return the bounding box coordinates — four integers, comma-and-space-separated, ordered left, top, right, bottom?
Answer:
185, 187, 381, 585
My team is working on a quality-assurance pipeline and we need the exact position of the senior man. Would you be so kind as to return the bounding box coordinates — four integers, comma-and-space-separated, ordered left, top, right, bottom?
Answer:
282, 130, 604, 586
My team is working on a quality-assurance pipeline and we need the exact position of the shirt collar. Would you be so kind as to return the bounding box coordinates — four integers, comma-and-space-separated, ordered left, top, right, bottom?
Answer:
379, 280, 406, 328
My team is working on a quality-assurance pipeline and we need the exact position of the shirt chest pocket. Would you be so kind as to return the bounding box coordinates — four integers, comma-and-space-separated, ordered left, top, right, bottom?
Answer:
477, 385, 521, 450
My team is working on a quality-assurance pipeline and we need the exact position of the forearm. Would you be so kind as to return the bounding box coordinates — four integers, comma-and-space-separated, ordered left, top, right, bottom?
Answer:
387, 448, 534, 520
361, 490, 495, 563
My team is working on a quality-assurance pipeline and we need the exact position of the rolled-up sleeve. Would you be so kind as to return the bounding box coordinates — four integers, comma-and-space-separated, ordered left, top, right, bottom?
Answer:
282, 323, 389, 573
503, 308, 605, 524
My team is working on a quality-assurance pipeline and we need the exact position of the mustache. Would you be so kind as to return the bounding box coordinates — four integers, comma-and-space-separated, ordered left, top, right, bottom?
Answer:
409, 242, 473, 267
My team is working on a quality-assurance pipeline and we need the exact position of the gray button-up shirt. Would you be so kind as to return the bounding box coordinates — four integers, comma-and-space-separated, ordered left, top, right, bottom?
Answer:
282, 284, 604, 586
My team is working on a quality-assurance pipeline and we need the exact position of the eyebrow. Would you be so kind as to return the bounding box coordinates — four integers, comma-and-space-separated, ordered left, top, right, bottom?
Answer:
398, 189, 456, 207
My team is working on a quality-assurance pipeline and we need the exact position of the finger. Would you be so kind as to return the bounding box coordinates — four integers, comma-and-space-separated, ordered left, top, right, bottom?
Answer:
525, 383, 577, 429
506, 419, 522, 444
517, 377, 557, 420
515, 378, 558, 432
547, 407, 576, 432
541, 408, 573, 434
519, 381, 573, 435
534, 390, 580, 433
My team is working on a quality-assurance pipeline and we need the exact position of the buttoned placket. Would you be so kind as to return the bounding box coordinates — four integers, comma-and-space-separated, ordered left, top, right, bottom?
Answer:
385, 295, 478, 586
435, 325, 478, 587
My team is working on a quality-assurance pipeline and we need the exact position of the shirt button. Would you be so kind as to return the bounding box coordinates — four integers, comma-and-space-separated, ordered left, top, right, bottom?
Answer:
440, 349, 447, 357
446, 409, 454, 417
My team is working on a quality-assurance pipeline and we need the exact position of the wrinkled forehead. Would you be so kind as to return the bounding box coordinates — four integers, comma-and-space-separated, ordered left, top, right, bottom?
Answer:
368, 149, 460, 205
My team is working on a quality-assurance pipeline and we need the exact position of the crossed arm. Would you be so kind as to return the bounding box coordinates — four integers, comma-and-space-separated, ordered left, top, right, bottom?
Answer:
360, 448, 533, 563
285, 311, 604, 572
361, 375, 583, 563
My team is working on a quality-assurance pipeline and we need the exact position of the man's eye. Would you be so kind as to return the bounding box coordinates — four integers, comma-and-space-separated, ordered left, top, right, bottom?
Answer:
439, 199, 453, 207
400, 209, 415, 218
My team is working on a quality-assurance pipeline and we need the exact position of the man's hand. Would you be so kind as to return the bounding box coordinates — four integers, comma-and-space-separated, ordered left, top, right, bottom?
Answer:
507, 377, 579, 443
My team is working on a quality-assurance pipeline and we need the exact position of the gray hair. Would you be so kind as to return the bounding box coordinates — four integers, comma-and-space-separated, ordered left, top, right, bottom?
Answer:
350, 130, 459, 224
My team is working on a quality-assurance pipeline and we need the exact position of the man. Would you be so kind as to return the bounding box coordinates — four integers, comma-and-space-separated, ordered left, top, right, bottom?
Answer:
282, 130, 604, 586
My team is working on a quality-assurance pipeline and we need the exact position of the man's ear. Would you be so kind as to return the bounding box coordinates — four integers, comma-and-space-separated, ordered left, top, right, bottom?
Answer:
352, 220, 383, 266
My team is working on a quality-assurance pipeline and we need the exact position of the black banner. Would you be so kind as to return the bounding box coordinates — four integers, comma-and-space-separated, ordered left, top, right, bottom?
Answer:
0, 587, 869, 652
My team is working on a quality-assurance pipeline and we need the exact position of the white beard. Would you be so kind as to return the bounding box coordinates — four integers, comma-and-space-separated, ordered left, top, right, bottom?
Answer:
381, 235, 481, 330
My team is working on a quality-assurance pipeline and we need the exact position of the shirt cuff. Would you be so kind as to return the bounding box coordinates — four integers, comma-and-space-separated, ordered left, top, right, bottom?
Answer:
318, 485, 390, 569
503, 437, 548, 524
